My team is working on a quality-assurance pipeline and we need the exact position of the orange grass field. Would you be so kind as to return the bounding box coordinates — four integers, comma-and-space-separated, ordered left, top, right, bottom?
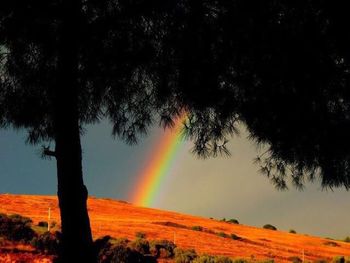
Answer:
1, 194, 350, 262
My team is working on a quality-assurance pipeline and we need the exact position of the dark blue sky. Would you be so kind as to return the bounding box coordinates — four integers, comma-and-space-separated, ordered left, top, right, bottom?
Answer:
1, 122, 349, 239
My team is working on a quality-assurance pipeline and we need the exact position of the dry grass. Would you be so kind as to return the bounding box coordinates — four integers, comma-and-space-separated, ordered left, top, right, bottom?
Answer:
1, 194, 350, 262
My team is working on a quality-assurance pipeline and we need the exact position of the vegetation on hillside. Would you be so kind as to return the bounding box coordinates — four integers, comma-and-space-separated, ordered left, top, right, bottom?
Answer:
2, 212, 350, 263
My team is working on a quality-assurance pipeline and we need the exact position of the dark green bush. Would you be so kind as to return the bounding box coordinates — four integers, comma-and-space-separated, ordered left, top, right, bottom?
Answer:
174, 248, 197, 263
31, 231, 61, 255
324, 241, 339, 247
227, 219, 239, 224
217, 232, 229, 238
232, 259, 248, 263
149, 239, 176, 258
130, 238, 150, 255
332, 256, 345, 263
263, 224, 277, 231
230, 233, 241, 240
344, 237, 350, 243
191, 226, 203, 231
105, 245, 145, 263
193, 255, 233, 263
289, 229, 296, 234
96, 236, 155, 263
0, 213, 35, 242
288, 256, 302, 263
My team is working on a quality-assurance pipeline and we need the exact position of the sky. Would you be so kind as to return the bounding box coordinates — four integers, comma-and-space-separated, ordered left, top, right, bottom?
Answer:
0, 121, 349, 239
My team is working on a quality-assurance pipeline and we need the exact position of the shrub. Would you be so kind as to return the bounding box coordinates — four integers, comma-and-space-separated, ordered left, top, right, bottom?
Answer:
149, 239, 176, 258
230, 233, 241, 240
94, 235, 112, 258
135, 232, 146, 239
30, 231, 61, 255
110, 237, 130, 247
153, 221, 187, 229
130, 238, 150, 255
332, 256, 350, 263
289, 229, 296, 234
192, 226, 203, 231
0, 213, 35, 242
217, 232, 228, 238
174, 248, 197, 263
263, 224, 277, 231
96, 237, 154, 263
193, 255, 216, 263
288, 256, 302, 263
38, 221, 48, 228
106, 245, 145, 263
324, 241, 339, 247
233, 259, 248, 263
193, 255, 233, 263
344, 237, 350, 243
227, 219, 239, 224
333, 256, 345, 263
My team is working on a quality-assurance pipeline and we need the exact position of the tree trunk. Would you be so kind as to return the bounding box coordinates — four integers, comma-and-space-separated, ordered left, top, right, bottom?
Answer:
52, 0, 95, 262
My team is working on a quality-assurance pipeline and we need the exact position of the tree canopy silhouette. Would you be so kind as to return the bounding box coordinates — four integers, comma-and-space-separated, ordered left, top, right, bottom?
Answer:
1, 0, 350, 261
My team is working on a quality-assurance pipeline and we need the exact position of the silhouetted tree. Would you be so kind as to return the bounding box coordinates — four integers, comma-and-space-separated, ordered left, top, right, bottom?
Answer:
2, 0, 350, 262
153, 0, 350, 189
1, 0, 162, 261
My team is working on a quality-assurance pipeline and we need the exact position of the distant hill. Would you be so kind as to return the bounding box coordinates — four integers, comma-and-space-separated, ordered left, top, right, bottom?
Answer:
1, 194, 350, 262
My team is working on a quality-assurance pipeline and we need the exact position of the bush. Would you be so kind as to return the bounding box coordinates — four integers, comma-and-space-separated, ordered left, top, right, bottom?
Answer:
149, 239, 176, 258
227, 219, 239, 225
191, 226, 203, 231
130, 238, 150, 255
289, 229, 296, 234
230, 233, 241, 240
263, 224, 277, 231
344, 237, 350, 243
193, 255, 233, 263
94, 235, 112, 258
38, 221, 48, 228
332, 256, 350, 263
31, 231, 61, 255
333, 256, 346, 263
174, 248, 197, 263
96, 236, 155, 263
233, 259, 248, 263
105, 245, 145, 263
110, 237, 130, 247
135, 232, 146, 239
217, 232, 228, 238
324, 241, 339, 247
288, 256, 302, 263
0, 213, 35, 242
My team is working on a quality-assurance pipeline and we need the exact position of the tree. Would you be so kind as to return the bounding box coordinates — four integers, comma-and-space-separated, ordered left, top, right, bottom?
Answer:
1, 0, 162, 261
2, 0, 350, 261
153, 0, 350, 189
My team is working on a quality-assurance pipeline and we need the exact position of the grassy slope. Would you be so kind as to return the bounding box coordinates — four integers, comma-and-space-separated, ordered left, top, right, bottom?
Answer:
1, 194, 350, 262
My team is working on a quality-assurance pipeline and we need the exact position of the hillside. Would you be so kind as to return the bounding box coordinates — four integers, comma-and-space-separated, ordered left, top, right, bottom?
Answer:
1, 194, 350, 262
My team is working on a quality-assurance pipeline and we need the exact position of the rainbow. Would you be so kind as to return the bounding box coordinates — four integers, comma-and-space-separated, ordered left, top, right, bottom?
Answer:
131, 114, 187, 207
